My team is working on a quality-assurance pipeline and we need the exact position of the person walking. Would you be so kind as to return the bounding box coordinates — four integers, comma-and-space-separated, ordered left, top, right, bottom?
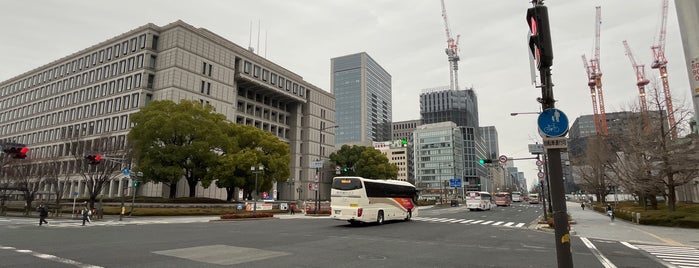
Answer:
580, 202, 585, 210
81, 206, 90, 226
38, 204, 49, 226
606, 204, 615, 221
289, 203, 296, 215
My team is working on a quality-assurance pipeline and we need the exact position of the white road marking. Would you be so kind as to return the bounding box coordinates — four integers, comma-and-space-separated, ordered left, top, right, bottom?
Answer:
580, 237, 617, 268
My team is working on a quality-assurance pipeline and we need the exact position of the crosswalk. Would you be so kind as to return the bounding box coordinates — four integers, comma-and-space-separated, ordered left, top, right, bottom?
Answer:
624, 243, 699, 268
413, 216, 527, 228
0, 217, 214, 229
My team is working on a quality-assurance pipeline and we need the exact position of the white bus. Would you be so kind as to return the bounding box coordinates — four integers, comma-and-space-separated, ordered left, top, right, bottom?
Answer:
511, 191, 522, 202
330, 176, 418, 225
466, 191, 494, 211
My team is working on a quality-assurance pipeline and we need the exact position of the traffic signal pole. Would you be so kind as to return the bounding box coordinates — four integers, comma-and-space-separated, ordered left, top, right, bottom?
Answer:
528, 2, 573, 267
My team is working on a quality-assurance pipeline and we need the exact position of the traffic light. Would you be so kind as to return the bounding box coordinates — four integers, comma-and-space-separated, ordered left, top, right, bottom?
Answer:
526, 5, 553, 70
3, 145, 29, 159
400, 139, 408, 147
133, 180, 139, 187
342, 167, 348, 173
478, 159, 493, 165
85, 155, 102, 165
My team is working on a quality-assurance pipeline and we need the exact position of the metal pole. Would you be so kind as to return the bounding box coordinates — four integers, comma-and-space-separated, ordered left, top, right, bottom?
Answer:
129, 182, 136, 216
541, 63, 573, 266
254, 172, 258, 215
119, 179, 125, 221
315, 167, 319, 214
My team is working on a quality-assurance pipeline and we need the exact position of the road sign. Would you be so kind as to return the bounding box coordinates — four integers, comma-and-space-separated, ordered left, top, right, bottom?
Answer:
73, 192, 78, 196
537, 108, 569, 137
308, 183, 312, 190
312, 183, 319, 191
538, 172, 545, 178
536, 160, 543, 166
310, 161, 323, 168
528, 143, 544, 154
543, 136, 568, 149
123, 169, 131, 175
498, 155, 508, 163
313, 174, 319, 183
449, 178, 462, 188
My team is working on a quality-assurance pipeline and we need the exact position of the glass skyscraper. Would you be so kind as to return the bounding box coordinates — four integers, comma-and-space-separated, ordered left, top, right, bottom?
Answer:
331, 52, 392, 145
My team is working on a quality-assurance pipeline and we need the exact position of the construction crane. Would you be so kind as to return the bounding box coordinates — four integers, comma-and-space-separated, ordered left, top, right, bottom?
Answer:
582, 6, 608, 137
650, 0, 677, 138
622, 40, 650, 127
582, 55, 603, 136
441, 0, 460, 91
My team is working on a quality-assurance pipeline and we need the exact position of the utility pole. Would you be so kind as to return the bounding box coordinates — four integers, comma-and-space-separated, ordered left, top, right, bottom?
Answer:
527, 1, 573, 267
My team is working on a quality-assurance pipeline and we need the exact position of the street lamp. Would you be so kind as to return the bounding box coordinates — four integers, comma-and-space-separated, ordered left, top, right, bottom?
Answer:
251, 164, 264, 214
510, 111, 541, 116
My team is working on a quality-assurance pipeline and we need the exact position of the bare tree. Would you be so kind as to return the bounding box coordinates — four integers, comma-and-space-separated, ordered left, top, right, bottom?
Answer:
570, 136, 615, 203
610, 83, 698, 211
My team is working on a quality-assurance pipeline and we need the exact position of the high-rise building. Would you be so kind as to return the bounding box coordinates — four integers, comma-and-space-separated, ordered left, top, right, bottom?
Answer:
331, 52, 392, 145
480, 126, 499, 160
0, 21, 335, 201
420, 87, 488, 191
412, 122, 464, 201
392, 119, 421, 183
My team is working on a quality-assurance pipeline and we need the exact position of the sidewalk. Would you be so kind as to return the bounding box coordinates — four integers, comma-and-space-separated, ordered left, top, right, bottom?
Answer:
566, 201, 699, 247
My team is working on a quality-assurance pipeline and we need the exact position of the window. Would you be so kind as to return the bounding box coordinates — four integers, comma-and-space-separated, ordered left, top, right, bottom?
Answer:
270, 73, 277, 85
202, 62, 207, 74
134, 74, 142, 88
253, 65, 260, 78
286, 80, 291, 91
136, 54, 144, 68
149, 55, 156, 68
113, 44, 120, 58
139, 34, 146, 49
243, 61, 251, 74
130, 38, 137, 52
99, 50, 104, 62
262, 69, 269, 81
126, 76, 132, 90
122, 41, 128, 55
278, 77, 284, 88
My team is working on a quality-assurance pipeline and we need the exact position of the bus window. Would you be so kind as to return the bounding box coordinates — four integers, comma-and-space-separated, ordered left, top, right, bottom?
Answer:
331, 177, 363, 190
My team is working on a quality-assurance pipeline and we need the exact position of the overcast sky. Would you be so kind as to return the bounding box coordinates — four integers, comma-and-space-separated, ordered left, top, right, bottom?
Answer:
0, 0, 693, 189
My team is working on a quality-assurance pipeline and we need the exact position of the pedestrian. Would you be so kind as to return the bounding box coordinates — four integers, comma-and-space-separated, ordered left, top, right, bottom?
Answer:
81, 206, 90, 226
289, 203, 295, 215
580, 202, 585, 210
38, 204, 49, 226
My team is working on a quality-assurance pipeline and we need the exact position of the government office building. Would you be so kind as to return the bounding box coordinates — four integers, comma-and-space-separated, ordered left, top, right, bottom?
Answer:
0, 20, 336, 202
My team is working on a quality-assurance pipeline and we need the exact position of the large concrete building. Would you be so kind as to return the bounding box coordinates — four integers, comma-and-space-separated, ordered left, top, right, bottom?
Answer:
331, 52, 392, 146
412, 122, 465, 201
419, 87, 488, 191
0, 21, 336, 202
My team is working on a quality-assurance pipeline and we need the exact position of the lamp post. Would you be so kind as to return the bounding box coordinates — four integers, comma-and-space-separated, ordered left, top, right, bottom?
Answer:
510, 111, 541, 116
251, 164, 264, 215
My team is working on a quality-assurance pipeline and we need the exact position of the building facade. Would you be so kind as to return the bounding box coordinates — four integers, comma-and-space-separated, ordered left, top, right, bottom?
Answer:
419, 87, 487, 191
0, 21, 336, 202
391, 119, 421, 183
412, 122, 465, 201
331, 52, 392, 145
373, 140, 409, 182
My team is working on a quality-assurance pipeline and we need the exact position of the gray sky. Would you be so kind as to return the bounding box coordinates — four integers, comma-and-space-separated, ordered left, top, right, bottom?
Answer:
0, 0, 692, 189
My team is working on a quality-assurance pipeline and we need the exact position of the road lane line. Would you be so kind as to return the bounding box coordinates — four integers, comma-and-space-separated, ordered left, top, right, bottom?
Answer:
580, 237, 617, 268
514, 223, 525, 228
503, 222, 514, 227
481, 221, 494, 225
471, 220, 484, 224
461, 219, 474, 223
492, 221, 504, 226
4, 246, 103, 268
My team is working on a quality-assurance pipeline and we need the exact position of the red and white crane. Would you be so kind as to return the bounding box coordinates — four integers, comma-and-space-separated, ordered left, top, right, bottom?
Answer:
441, 0, 460, 91
622, 40, 650, 127
650, 0, 676, 138
582, 6, 608, 136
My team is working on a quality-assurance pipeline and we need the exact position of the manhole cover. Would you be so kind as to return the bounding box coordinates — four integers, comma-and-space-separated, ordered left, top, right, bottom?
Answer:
358, 255, 387, 261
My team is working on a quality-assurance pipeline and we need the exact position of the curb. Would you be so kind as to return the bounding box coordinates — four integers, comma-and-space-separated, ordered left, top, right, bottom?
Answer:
209, 217, 277, 222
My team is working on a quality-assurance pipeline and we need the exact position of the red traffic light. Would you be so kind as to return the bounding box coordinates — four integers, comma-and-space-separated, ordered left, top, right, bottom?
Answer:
94, 155, 102, 161
19, 147, 29, 154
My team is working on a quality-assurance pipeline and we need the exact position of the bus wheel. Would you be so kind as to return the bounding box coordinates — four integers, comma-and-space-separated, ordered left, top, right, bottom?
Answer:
377, 211, 384, 225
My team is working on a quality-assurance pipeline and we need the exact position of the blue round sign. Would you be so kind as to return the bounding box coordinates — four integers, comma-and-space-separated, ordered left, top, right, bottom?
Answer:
537, 108, 569, 137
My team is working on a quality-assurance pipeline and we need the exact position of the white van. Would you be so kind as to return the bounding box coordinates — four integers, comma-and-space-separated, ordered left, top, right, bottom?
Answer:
529, 193, 540, 204
465, 191, 494, 211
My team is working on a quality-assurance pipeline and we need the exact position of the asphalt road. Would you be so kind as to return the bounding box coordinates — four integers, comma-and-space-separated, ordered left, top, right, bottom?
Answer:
0, 202, 692, 268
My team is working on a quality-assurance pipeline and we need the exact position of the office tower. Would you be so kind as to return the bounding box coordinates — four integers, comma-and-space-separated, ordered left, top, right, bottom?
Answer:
331, 52, 392, 145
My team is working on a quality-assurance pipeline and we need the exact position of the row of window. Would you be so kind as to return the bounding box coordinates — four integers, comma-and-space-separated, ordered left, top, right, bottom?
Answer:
0, 34, 152, 97
0, 93, 140, 138
1, 54, 149, 111
25, 135, 127, 165
3, 114, 132, 147
1, 73, 143, 124
242, 61, 305, 97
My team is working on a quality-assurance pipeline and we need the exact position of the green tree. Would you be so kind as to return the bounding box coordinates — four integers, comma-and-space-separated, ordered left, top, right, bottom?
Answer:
204, 124, 290, 201
330, 145, 398, 180
128, 100, 228, 198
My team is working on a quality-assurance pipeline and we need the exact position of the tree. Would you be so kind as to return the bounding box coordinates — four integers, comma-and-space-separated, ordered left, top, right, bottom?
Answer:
129, 100, 229, 198
611, 84, 699, 211
204, 124, 290, 201
330, 145, 398, 180
570, 136, 615, 203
